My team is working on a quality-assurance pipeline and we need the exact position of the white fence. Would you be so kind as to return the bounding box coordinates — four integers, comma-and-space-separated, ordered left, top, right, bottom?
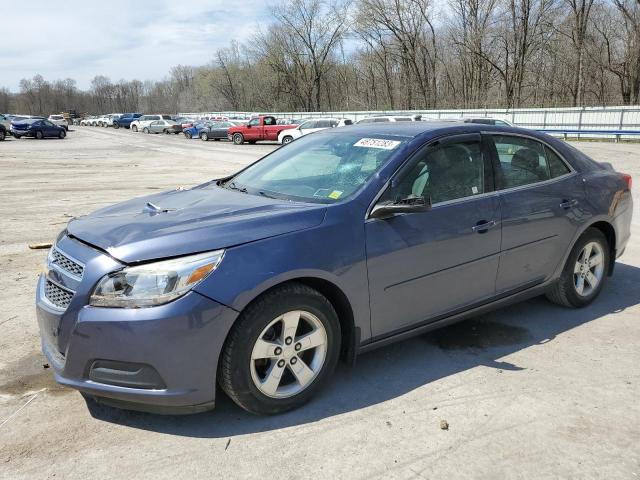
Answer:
180, 106, 640, 140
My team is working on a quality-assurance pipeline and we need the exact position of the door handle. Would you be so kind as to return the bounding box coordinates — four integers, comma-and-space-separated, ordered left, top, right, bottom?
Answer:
472, 220, 498, 233
560, 199, 578, 209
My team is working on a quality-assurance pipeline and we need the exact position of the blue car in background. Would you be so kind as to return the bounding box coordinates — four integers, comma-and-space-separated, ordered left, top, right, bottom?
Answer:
12, 118, 66, 139
113, 113, 142, 129
182, 120, 212, 139
36, 123, 633, 415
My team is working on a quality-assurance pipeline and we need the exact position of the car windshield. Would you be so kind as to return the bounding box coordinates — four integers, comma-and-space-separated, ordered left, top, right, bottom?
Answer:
229, 132, 409, 203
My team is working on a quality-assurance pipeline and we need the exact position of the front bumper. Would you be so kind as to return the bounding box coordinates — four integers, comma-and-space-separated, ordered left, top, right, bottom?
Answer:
36, 237, 239, 413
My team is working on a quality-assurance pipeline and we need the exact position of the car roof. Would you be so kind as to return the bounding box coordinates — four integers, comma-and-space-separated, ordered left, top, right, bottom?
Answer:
315, 121, 535, 140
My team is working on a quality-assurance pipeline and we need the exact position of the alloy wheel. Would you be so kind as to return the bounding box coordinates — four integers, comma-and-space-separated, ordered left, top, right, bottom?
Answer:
574, 241, 605, 297
250, 310, 327, 398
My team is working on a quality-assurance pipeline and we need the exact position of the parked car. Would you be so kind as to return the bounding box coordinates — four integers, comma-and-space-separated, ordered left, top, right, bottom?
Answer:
277, 118, 352, 144
182, 121, 210, 139
0, 114, 11, 134
35, 123, 632, 415
130, 114, 172, 132
199, 121, 235, 141
113, 113, 143, 129
227, 115, 297, 145
356, 115, 421, 124
144, 120, 183, 134
80, 116, 98, 126
103, 114, 123, 128
12, 118, 66, 139
48, 114, 69, 131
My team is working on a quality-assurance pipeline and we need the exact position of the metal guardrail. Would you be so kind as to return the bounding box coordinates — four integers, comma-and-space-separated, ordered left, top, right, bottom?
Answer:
180, 106, 640, 141
538, 129, 640, 142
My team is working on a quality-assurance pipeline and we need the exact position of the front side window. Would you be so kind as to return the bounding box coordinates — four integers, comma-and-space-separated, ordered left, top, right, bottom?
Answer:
248, 118, 260, 127
380, 138, 486, 205
230, 133, 409, 203
491, 135, 570, 189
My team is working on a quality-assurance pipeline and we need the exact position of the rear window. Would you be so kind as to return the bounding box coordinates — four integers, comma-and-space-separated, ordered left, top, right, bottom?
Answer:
393, 117, 412, 122
50, 115, 64, 120
162, 115, 172, 120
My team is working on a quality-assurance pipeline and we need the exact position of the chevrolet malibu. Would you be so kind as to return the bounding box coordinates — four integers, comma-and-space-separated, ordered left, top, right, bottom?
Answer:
36, 123, 633, 415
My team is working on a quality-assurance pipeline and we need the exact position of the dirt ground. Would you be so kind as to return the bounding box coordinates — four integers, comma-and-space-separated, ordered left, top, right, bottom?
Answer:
0, 128, 639, 479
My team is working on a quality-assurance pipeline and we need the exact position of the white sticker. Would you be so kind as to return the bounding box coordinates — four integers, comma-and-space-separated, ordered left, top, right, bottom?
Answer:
353, 138, 401, 150
472, 186, 478, 194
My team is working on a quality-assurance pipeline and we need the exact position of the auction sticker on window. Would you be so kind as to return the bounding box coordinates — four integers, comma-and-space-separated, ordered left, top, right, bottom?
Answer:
353, 138, 401, 150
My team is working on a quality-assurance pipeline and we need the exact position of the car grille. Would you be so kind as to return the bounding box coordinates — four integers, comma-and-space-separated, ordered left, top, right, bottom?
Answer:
44, 280, 74, 310
51, 248, 84, 278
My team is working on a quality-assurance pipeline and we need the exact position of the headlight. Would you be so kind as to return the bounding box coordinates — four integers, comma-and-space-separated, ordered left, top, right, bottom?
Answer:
90, 250, 224, 308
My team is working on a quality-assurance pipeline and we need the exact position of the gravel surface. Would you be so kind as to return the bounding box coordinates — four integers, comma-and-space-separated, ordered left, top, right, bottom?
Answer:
0, 128, 638, 479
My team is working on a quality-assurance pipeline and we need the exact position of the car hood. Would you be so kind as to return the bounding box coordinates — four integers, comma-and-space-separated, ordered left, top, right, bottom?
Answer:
67, 184, 327, 263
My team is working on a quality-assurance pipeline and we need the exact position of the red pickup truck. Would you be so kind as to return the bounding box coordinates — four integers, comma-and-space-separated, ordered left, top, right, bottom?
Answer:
227, 115, 297, 145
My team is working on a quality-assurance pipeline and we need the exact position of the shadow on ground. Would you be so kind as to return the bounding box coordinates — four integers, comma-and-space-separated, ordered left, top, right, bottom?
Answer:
86, 263, 640, 438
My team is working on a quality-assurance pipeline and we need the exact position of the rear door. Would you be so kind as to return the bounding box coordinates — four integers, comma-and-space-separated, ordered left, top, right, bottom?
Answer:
366, 133, 502, 337
486, 134, 584, 292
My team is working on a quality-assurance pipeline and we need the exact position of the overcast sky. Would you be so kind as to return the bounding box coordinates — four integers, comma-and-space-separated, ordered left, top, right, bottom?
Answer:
0, 1, 271, 91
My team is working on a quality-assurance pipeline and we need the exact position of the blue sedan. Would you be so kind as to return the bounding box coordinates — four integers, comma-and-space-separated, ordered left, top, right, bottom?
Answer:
182, 121, 212, 139
36, 123, 633, 415
12, 118, 66, 139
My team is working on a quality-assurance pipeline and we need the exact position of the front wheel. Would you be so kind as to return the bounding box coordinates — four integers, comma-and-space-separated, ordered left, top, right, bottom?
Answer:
142, 127, 149, 134
184, 131, 192, 139
58, 130, 66, 139
219, 283, 341, 415
546, 227, 609, 308
132, 125, 138, 132
113, 123, 120, 129
0, 130, 5, 141
282, 135, 293, 145
35, 130, 44, 139
232, 133, 244, 145
164, 129, 171, 134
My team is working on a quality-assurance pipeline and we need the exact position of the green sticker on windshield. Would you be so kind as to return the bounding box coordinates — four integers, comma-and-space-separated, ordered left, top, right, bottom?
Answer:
328, 190, 343, 199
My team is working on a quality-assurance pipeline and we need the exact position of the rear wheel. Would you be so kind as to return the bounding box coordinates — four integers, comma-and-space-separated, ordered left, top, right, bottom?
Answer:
113, 123, 120, 129
0, 129, 5, 141
164, 129, 171, 134
546, 228, 609, 308
200, 132, 209, 141
219, 283, 341, 415
282, 135, 293, 145
142, 127, 149, 134
132, 125, 138, 132
35, 130, 44, 139
184, 131, 192, 139
233, 133, 244, 145
58, 130, 66, 139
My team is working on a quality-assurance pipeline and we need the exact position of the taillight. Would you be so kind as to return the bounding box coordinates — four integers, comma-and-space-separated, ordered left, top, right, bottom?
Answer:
621, 173, 632, 189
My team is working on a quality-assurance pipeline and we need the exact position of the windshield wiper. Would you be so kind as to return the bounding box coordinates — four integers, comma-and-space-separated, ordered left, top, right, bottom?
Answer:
226, 181, 248, 193
257, 190, 277, 199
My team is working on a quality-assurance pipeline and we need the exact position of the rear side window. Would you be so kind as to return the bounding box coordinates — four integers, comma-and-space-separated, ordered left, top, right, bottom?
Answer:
162, 115, 171, 120
491, 135, 571, 189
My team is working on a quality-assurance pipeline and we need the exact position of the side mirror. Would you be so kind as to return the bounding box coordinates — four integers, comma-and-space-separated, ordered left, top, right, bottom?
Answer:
247, 124, 252, 128
370, 195, 431, 220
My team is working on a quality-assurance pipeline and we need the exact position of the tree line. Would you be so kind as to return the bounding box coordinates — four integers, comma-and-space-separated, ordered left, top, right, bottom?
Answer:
2, 0, 638, 116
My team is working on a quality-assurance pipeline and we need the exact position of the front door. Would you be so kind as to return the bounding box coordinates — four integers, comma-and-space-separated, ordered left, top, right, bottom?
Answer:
366, 133, 502, 338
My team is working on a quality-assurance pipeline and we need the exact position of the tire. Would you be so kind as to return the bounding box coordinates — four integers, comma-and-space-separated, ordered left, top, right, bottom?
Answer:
35, 130, 44, 139
132, 125, 138, 132
219, 282, 341, 415
282, 135, 294, 145
113, 123, 120, 129
58, 130, 66, 139
0, 129, 5, 141
200, 132, 209, 141
142, 127, 149, 134
546, 227, 609, 308
233, 133, 244, 145
184, 131, 192, 139
164, 129, 171, 134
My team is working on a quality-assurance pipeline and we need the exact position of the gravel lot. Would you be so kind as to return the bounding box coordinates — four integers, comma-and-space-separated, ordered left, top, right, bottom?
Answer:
1, 128, 639, 479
